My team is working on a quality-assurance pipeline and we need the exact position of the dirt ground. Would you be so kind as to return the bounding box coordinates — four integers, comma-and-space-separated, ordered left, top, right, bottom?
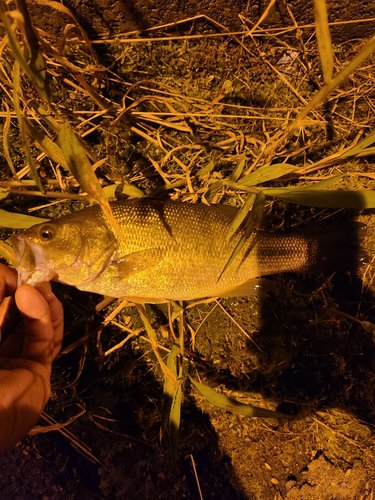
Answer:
2, 264, 375, 500
1, 1, 375, 499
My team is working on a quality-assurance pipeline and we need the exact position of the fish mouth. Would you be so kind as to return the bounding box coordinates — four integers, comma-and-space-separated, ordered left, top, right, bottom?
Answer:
9, 234, 57, 286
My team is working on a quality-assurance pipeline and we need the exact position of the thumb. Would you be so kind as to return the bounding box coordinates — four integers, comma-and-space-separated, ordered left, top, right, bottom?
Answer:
15, 283, 55, 370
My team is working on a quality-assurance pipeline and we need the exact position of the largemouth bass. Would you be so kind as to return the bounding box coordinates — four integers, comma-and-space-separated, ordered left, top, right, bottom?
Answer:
9, 198, 367, 302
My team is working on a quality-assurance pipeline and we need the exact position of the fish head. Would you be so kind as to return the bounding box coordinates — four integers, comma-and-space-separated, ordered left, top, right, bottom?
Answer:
10, 216, 118, 288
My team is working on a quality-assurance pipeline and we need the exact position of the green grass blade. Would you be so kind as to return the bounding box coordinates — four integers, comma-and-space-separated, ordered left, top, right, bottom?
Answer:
58, 119, 102, 198
23, 118, 68, 169
2, 101, 18, 179
161, 344, 180, 436
218, 192, 264, 281
136, 304, 178, 389
58, 119, 122, 239
205, 179, 223, 199
0, 241, 16, 266
12, 63, 44, 192
265, 174, 344, 194
240, 163, 299, 187
314, 0, 333, 84
15, 0, 50, 101
0, 188, 9, 201
189, 376, 286, 419
226, 193, 257, 242
170, 301, 184, 323
0, 209, 49, 228
28, 101, 60, 132
342, 128, 375, 158
20, 120, 45, 193
0, 0, 49, 102
102, 183, 145, 200
230, 153, 246, 182
169, 367, 182, 461
265, 188, 375, 208
197, 156, 216, 178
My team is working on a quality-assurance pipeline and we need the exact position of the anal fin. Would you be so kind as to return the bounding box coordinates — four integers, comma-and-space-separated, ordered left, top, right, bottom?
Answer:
119, 295, 168, 304
218, 278, 275, 298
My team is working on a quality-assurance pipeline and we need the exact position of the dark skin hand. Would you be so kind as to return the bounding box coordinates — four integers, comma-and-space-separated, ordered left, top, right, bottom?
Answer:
0, 263, 63, 454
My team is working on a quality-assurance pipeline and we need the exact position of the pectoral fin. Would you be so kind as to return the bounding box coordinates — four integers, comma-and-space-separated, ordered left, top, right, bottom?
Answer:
218, 278, 274, 298
113, 247, 166, 279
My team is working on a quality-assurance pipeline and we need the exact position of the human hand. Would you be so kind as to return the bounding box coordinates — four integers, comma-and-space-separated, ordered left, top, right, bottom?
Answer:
0, 263, 63, 454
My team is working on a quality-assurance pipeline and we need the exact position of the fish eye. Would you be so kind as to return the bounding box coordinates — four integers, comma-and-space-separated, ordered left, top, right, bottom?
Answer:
39, 225, 55, 240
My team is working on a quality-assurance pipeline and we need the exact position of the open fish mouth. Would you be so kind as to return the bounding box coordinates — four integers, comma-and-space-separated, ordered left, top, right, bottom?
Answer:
9, 234, 57, 286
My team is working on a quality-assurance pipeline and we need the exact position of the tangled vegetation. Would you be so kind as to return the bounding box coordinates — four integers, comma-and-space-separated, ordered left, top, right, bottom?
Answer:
1, 1, 375, 498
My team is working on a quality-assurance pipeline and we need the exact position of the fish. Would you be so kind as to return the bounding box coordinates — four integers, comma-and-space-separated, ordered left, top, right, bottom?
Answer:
9, 198, 368, 303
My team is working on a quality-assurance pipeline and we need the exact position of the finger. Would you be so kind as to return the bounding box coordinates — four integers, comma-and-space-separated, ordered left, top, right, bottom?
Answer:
0, 263, 18, 301
34, 282, 64, 359
15, 284, 56, 369
0, 327, 24, 366
0, 295, 21, 341
0, 264, 19, 342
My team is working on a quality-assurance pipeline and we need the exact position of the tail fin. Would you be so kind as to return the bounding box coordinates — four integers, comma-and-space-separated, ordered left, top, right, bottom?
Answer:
303, 222, 368, 274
